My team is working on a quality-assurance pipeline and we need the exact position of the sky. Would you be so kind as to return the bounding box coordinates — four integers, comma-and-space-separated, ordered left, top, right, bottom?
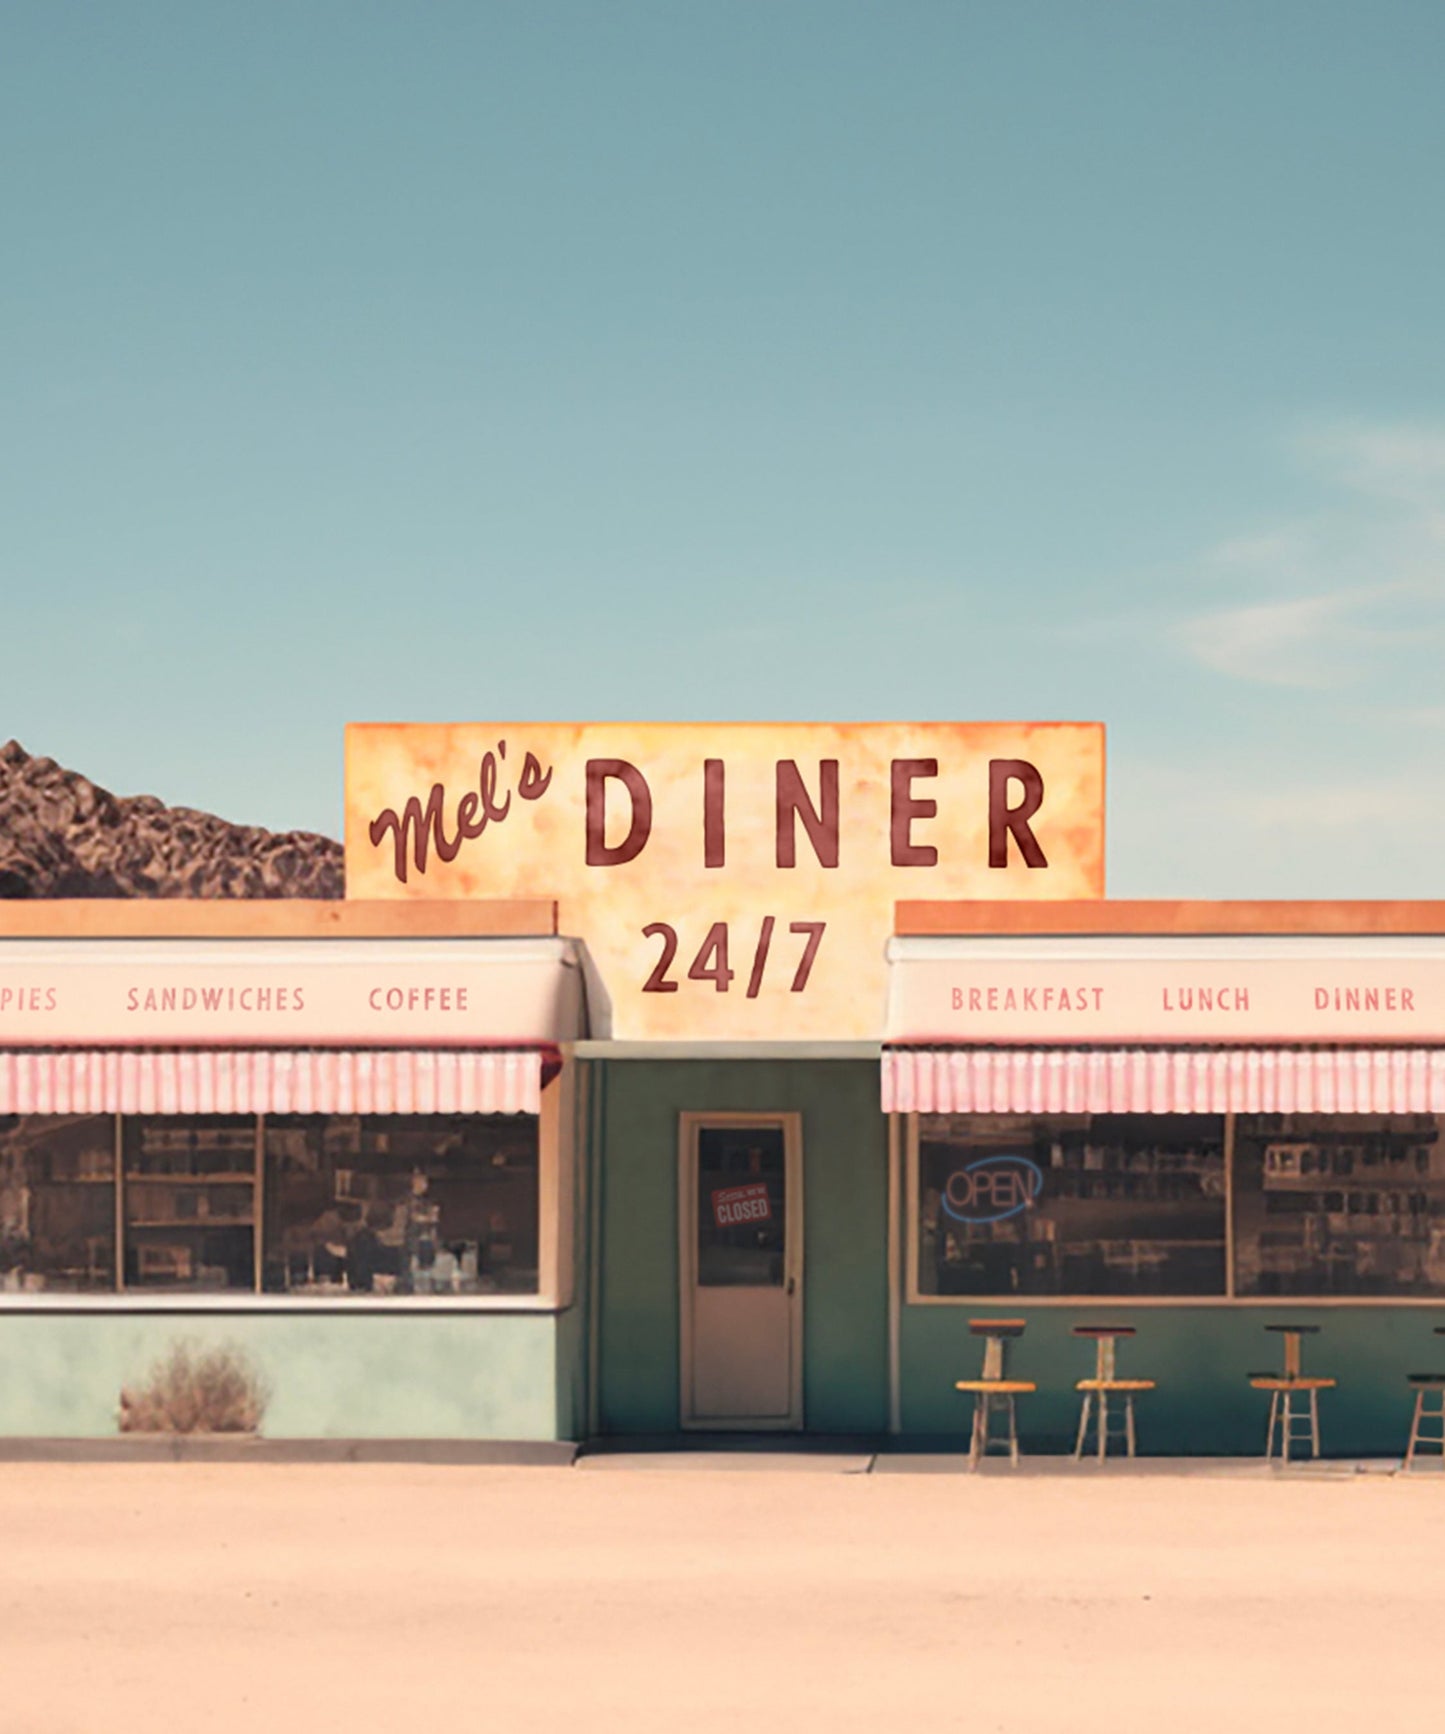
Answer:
3, 1, 1444, 898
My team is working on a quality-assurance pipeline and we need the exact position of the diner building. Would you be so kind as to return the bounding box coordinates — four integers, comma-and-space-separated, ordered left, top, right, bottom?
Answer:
4, 721, 1445, 1455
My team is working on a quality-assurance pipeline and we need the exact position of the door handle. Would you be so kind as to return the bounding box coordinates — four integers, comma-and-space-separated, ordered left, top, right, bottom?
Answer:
786, 1275, 796, 1296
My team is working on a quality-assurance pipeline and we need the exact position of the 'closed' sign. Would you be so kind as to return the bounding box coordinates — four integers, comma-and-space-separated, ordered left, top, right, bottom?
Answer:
712, 1183, 772, 1228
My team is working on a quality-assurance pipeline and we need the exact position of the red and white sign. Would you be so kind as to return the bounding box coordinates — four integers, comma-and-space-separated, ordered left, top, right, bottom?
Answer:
0, 939, 585, 1046
711, 1183, 773, 1228
0, 1047, 548, 1116
887, 937, 1445, 1043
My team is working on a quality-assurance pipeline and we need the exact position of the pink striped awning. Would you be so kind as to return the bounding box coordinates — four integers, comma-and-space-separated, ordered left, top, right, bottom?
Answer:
882, 1047, 1445, 1116
0, 1049, 553, 1117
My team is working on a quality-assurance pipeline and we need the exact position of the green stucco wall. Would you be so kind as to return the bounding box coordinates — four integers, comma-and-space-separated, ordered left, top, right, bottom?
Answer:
594, 1060, 888, 1435
555, 1293, 588, 1441
0, 1311, 567, 1439
592, 1054, 1444, 1454
902, 1304, 1445, 1456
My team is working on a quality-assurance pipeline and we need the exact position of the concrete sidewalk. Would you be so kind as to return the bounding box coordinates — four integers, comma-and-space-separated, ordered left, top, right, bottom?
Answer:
584, 1448, 1418, 1476
0, 1435, 1432, 1476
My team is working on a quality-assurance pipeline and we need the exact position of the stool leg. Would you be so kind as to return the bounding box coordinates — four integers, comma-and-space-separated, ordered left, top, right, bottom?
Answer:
1007, 1394, 1020, 1469
1074, 1394, 1091, 1463
981, 1392, 1004, 1463
1406, 1391, 1424, 1470
1281, 1392, 1295, 1465
1265, 1390, 1279, 1461
1097, 1389, 1109, 1463
969, 1396, 984, 1470
1125, 1393, 1137, 1459
1309, 1388, 1321, 1459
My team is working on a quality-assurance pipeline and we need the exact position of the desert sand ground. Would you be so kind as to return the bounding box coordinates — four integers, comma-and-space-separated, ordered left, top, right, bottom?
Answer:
1, 1456, 1443, 1732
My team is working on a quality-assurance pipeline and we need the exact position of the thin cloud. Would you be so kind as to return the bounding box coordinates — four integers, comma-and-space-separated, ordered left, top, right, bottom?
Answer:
1178, 589, 1385, 689
1109, 749, 1445, 900
1125, 753, 1430, 837
1306, 423, 1445, 518
1394, 704, 1445, 729
1172, 422, 1445, 690
1227, 775, 1427, 831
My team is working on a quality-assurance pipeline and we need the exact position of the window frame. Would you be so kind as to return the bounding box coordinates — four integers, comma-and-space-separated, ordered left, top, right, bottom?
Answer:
0, 1071, 571, 1313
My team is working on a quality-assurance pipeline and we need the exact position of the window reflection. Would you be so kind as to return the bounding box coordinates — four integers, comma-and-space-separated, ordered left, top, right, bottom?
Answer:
1232, 1114, 1445, 1296
262, 1115, 539, 1296
0, 1112, 542, 1298
917, 1113, 1227, 1297
122, 1117, 255, 1291
0, 1115, 116, 1293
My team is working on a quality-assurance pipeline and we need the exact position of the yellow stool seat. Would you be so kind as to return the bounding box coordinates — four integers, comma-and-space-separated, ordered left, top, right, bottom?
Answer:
1076, 1378, 1156, 1393
955, 1379, 1036, 1394
1249, 1376, 1336, 1392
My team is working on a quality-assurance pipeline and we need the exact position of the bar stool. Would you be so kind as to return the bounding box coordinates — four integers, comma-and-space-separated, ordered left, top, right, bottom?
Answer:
1403, 1327, 1445, 1471
955, 1319, 1034, 1469
1249, 1324, 1335, 1463
1072, 1325, 1156, 1462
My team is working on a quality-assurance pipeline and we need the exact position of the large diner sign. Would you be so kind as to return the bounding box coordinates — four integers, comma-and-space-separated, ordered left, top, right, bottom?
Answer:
345, 724, 1106, 1041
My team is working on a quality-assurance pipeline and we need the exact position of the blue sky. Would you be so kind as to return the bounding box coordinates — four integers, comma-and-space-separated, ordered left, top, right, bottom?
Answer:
4, 2, 1444, 897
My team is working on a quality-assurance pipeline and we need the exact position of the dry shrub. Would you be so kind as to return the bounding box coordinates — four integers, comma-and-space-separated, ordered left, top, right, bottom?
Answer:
119, 1341, 269, 1435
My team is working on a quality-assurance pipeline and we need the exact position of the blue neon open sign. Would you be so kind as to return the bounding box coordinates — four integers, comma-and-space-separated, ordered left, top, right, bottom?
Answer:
940, 1155, 1044, 1225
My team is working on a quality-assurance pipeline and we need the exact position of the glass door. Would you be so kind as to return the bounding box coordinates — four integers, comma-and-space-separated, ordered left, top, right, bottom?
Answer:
679, 1113, 803, 1428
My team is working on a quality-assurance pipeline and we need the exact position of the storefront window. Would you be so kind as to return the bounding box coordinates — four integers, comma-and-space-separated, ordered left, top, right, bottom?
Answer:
0, 1111, 543, 1299
916, 1113, 1228, 1297
122, 1117, 257, 1291
262, 1115, 540, 1296
0, 1115, 116, 1293
1232, 1114, 1445, 1297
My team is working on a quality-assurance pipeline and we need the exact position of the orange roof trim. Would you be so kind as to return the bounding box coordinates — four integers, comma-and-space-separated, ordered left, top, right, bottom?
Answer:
897, 899, 1445, 937
0, 900, 559, 939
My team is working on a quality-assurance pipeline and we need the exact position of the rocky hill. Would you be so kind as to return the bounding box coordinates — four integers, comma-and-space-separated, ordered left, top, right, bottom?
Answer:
0, 741, 343, 899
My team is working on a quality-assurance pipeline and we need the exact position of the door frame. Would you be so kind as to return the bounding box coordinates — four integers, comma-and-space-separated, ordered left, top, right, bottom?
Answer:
677, 1110, 804, 1431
